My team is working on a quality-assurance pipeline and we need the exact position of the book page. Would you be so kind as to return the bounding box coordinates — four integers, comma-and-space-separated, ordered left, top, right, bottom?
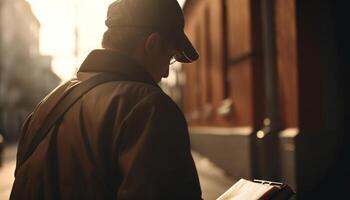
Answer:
217, 178, 277, 200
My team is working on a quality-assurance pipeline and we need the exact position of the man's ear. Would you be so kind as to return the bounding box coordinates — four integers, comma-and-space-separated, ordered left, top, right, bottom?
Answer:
144, 32, 161, 55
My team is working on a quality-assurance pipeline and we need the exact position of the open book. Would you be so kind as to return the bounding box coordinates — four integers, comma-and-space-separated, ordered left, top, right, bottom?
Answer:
217, 178, 295, 200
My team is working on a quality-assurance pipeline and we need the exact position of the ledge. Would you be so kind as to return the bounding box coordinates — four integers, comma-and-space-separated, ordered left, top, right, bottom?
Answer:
189, 126, 253, 136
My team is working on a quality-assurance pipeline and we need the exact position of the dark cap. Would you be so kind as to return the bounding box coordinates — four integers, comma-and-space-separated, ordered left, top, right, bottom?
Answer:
105, 0, 199, 63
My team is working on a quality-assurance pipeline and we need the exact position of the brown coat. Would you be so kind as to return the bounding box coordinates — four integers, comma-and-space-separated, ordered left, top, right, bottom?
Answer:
10, 50, 202, 200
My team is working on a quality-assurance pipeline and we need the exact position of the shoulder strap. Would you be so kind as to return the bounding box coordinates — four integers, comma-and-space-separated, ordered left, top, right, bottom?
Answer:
17, 73, 127, 169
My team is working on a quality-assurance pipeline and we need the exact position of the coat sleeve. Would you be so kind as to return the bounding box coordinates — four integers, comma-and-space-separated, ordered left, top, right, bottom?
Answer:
115, 91, 202, 200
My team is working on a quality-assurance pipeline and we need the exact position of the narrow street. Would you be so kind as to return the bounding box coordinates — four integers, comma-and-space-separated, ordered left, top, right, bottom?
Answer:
0, 144, 16, 200
0, 144, 234, 200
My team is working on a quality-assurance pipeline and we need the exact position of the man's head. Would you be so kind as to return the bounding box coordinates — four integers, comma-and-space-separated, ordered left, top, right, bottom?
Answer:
102, 0, 198, 82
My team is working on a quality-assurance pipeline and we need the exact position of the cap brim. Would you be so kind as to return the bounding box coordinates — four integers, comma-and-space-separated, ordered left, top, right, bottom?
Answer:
174, 31, 199, 63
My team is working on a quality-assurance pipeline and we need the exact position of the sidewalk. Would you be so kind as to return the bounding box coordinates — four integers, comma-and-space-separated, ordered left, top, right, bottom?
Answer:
0, 145, 234, 200
192, 151, 235, 200
0, 144, 17, 200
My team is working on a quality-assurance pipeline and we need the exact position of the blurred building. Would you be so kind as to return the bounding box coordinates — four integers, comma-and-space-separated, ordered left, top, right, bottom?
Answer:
0, 0, 60, 141
177, 0, 348, 199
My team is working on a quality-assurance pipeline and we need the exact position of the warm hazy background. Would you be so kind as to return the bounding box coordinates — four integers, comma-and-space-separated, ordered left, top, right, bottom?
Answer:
27, 0, 186, 81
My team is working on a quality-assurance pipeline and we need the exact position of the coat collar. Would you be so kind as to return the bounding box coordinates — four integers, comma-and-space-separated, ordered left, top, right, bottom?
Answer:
78, 49, 158, 87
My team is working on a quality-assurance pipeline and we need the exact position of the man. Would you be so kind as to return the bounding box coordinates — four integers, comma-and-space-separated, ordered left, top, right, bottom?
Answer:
10, 0, 202, 199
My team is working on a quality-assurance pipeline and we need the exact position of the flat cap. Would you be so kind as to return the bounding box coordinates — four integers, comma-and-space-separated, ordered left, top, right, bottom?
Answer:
105, 0, 199, 63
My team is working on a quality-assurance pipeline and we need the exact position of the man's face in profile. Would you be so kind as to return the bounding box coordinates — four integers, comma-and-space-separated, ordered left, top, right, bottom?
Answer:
143, 33, 178, 83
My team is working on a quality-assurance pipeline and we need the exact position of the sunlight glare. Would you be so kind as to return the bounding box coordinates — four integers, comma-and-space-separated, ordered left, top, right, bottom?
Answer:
26, 0, 186, 81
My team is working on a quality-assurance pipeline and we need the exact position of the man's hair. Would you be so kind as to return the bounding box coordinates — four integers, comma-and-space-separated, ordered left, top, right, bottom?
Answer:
101, 27, 174, 53
102, 28, 150, 53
